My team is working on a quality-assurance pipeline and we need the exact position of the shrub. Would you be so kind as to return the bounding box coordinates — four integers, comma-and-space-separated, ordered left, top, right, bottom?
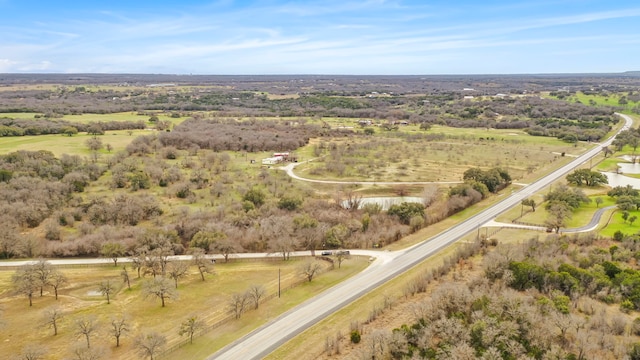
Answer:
350, 330, 361, 344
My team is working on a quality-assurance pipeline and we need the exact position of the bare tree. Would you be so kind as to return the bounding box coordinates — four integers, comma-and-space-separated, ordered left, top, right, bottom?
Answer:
134, 332, 167, 360
190, 247, 212, 281
299, 260, 323, 282
70, 344, 108, 360
17, 344, 47, 360
210, 237, 241, 263
110, 314, 129, 347
98, 280, 116, 304
142, 278, 178, 307
75, 316, 99, 349
43, 307, 63, 336
121, 266, 131, 290
167, 261, 189, 288
179, 315, 205, 344
246, 284, 266, 310
129, 248, 146, 278
229, 292, 249, 319
12, 265, 39, 306
49, 270, 67, 300
32, 259, 53, 297
335, 251, 350, 269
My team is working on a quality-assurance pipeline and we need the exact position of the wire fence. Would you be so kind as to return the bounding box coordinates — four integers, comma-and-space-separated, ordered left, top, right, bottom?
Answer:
157, 257, 337, 358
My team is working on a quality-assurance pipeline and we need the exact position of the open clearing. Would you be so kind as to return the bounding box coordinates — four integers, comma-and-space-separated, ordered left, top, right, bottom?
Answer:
0, 257, 368, 359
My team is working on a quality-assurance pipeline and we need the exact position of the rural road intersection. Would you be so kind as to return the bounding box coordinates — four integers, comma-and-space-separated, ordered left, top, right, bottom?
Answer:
208, 113, 633, 360
0, 114, 632, 360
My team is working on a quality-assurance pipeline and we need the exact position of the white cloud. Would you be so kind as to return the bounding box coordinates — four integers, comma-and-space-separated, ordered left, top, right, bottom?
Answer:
0, 59, 18, 72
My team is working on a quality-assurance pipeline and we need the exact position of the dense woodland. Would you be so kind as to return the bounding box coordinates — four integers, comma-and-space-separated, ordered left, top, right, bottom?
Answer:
337, 233, 640, 360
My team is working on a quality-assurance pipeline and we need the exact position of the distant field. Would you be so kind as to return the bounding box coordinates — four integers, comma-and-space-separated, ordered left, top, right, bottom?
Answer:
293, 126, 589, 183
0, 130, 153, 156
545, 91, 638, 113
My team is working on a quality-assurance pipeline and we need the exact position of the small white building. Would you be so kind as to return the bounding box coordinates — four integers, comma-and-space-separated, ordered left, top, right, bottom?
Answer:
262, 156, 284, 165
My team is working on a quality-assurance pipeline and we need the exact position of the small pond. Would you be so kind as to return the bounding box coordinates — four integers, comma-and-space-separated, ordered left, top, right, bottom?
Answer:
616, 162, 640, 174
602, 172, 640, 189
342, 196, 424, 211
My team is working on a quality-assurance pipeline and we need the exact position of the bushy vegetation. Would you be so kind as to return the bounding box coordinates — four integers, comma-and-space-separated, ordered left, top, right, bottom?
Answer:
342, 233, 640, 360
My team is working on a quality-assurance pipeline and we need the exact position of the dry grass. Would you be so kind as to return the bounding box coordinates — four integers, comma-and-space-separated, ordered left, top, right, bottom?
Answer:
0, 257, 368, 360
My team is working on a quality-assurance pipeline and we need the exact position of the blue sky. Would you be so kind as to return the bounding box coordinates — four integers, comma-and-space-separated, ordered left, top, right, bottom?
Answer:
1, 0, 639, 74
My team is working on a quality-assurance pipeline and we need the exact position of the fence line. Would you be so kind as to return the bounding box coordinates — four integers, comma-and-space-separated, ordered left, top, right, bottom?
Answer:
157, 257, 338, 358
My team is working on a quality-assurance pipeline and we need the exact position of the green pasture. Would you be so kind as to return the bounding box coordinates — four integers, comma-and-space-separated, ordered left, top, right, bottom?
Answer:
545, 91, 638, 113
0, 129, 153, 156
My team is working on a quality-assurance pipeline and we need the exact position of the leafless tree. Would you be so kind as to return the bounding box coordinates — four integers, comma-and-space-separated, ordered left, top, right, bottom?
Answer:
334, 251, 350, 268
179, 315, 205, 344
121, 266, 131, 289
16, 344, 47, 360
190, 247, 212, 281
299, 260, 323, 282
129, 248, 146, 278
98, 280, 116, 304
229, 292, 249, 319
75, 316, 99, 349
32, 259, 53, 297
70, 344, 108, 360
134, 332, 167, 360
246, 284, 266, 310
167, 261, 189, 288
110, 314, 129, 347
49, 270, 67, 300
210, 237, 241, 263
142, 278, 178, 307
43, 307, 63, 336
12, 265, 39, 306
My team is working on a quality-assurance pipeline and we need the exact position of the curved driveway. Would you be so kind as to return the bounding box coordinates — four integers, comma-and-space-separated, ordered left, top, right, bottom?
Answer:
209, 113, 633, 360
280, 162, 462, 185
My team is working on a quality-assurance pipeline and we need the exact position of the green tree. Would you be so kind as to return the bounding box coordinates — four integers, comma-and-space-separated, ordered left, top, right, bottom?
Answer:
387, 202, 425, 225
566, 169, 608, 187
101, 242, 125, 266
545, 184, 590, 210
277, 196, 302, 211
178, 316, 204, 344
623, 211, 630, 223
190, 230, 226, 252
62, 126, 78, 137
243, 188, 265, 207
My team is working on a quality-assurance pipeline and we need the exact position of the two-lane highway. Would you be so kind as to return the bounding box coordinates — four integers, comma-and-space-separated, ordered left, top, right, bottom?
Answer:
209, 113, 633, 360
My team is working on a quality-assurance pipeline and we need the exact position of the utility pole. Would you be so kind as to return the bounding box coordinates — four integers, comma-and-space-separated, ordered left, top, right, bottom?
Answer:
278, 268, 281, 298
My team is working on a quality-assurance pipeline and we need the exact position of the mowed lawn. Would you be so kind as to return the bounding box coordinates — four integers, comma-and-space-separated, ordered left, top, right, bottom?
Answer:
0, 256, 368, 360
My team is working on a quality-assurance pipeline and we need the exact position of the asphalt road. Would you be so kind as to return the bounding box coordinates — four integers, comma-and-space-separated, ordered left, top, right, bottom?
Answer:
208, 113, 633, 360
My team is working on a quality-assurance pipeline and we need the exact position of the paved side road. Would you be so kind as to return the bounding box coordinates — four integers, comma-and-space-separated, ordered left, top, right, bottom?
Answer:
484, 205, 618, 233
209, 113, 633, 360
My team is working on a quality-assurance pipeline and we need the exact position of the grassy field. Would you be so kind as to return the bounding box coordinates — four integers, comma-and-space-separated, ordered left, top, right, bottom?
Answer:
0, 130, 153, 156
545, 91, 639, 113
0, 256, 368, 359
293, 126, 588, 183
